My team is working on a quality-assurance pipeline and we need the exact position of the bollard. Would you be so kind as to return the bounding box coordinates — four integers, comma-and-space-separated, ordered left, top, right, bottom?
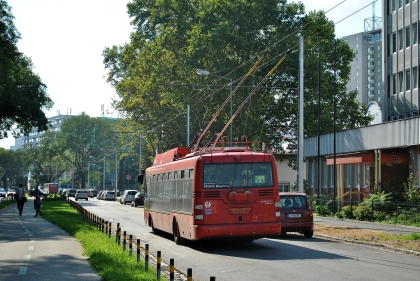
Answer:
105, 220, 108, 234
187, 268, 192, 281
116, 223, 120, 242
123, 231, 127, 251
101, 219, 104, 233
109, 222, 112, 237
157, 251, 161, 280
145, 244, 149, 271
117, 227, 121, 245
210, 277, 216, 281
137, 239, 141, 263
129, 235, 133, 256
170, 258, 174, 281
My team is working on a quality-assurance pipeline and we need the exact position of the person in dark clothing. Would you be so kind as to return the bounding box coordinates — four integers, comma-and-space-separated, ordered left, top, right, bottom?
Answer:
34, 188, 42, 217
16, 184, 26, 216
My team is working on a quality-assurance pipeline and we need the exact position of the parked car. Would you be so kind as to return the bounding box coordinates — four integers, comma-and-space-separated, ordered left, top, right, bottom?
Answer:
65, 189, 77, 198
88, 189, 98, 198
279, 192, 313, 238
120, 190, 137, 204
7, 188, 16, 198
97, 190, 104, 199
0, 188, 6, 198
131, 192, 145, 207
103, 191, 116, 201
75, 190, 88, 201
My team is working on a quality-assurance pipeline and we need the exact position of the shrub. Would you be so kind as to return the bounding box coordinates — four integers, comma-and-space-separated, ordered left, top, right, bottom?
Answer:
340, 205, 354, 219
354, 204, 373, 221
314, 204, 331, 216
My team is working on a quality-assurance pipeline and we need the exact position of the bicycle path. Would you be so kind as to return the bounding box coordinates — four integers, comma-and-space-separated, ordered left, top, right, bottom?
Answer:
0, 199, 100, 281
315, 216, 420, 235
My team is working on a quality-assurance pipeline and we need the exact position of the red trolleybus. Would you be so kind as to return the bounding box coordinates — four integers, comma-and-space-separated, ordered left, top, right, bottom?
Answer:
142, 141, 281, 244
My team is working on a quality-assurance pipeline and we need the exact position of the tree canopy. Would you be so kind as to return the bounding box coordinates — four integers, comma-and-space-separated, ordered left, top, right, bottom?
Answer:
0, 0, 53, 139
103, 0, 372, 158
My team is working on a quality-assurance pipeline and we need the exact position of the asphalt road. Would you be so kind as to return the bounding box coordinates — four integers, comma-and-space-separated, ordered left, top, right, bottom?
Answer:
78, 197, 420, 281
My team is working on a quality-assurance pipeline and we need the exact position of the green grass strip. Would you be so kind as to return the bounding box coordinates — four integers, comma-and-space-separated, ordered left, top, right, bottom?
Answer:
377, 232, 420, 241
41, 200, 165, 281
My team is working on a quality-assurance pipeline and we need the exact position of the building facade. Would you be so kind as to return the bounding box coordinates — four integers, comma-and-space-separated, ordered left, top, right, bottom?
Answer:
383, 0, 419, 121
11, 114, 74, 150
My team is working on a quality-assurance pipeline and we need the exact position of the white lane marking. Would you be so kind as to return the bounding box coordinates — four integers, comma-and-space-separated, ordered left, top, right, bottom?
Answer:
30, 239, 35, 243
25, 255, 31, 261
28, 246, 34, 251
18, 267, 27, 275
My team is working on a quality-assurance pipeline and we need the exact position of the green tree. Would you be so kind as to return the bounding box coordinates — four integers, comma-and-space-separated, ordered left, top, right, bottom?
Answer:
103, 0, 372, 161
0, 147, 26, 189
57, 113, 114, 189
0, 0, 53, 139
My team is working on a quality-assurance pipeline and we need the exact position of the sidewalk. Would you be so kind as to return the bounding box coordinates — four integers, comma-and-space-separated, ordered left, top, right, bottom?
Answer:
0, 199, 100, 281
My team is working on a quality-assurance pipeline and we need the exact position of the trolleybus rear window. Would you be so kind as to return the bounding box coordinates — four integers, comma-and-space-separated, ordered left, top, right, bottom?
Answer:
203, 162, 274, 188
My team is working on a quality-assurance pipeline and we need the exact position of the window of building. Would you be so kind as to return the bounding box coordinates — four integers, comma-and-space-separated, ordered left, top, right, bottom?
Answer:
413, 67, 418, 89
356, 72, 359, 76
406, 26, 410, 47
398, 29, 403, 50
356, 79, 359, 83
398, 71, 403, 93
392, 0, 396, 11
356, 43, 359, 48
356, 64, 359, 69
392, 32, 397, 52
399, 0, 402, 8
413, 23, 418, 45
392, 74, 397, 95
378, 45, 380, 50
356, 37, 359, 41
405, 0, 410, 4
406, 69, 411, 91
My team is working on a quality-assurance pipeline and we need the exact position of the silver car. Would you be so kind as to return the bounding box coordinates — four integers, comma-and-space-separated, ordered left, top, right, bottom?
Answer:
120, 190, 137, 205
75, 190, 88, 201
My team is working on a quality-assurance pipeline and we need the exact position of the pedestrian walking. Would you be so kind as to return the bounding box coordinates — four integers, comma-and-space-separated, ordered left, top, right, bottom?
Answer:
34, 188, 42, 217
15, 184, 26, 216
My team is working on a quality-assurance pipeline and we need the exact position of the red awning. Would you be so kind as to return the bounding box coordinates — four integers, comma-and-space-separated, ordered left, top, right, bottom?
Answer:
325, 152, 409, 165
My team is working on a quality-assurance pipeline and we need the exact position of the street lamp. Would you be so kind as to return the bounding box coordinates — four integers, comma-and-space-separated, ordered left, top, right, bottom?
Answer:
87, 156, 93, 189
196, 69, 233, 142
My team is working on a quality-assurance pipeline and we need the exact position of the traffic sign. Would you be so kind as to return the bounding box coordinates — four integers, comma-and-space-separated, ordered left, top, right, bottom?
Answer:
126, 174, 132, 180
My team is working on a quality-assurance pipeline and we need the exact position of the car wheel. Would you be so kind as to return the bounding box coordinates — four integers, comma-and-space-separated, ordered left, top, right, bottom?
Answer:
120, 200, 122, 204
86, 198, 88, 201
75, 198, 78, 201
304, 230, 313, 238
131, 202, 134, 207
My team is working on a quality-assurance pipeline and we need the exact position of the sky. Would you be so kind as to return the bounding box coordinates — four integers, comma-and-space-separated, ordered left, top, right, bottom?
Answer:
0, 0, 381, 149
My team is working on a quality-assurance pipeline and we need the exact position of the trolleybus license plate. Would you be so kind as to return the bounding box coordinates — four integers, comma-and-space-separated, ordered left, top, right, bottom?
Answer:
286, 214, 302, 218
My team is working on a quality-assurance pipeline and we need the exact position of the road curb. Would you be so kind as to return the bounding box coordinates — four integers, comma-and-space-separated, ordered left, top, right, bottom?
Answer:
315, 234, 420, 256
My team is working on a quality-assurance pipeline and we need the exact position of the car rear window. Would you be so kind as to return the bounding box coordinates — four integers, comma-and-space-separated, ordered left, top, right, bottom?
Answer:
127, 191, 137, 195
280, 195, 309, 209
107, 191, 115, 194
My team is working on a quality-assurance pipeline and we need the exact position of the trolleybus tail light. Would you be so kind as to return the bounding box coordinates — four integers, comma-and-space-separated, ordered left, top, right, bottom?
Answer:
275, 212, 281, 217
275, 202, 280, 207
195, 204, 203, 210
195, 215, 204, 220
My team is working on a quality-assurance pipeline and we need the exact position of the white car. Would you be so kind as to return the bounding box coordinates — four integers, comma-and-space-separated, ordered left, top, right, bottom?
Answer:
75, 190, 88, 201
120, 190, 137, 204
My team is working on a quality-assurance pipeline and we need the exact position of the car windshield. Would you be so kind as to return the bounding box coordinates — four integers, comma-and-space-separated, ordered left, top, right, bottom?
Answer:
280, 195, 309, 209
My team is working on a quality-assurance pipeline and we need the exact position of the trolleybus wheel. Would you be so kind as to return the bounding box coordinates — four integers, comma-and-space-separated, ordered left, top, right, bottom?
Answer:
173, 220, 183, 245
